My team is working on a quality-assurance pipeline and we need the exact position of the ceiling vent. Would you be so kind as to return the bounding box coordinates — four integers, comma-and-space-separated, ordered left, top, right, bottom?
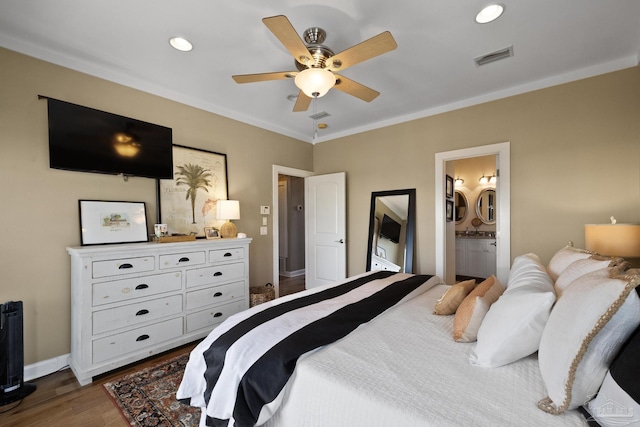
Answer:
309, 111, 330, 120
474, 46, 513, 66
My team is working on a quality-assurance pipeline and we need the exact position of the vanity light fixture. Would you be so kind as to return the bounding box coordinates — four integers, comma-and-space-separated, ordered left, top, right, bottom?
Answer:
169, 36, 193, 52
454, 177, 464, 186
475, 4, 505, 24
479, 173, 497, 184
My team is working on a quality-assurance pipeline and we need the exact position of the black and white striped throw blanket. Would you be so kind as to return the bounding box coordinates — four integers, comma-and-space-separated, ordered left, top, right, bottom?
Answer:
177, 271, 436, 427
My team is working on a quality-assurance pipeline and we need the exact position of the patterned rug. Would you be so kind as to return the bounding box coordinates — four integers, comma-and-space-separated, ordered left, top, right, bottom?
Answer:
103, 352, 201, 426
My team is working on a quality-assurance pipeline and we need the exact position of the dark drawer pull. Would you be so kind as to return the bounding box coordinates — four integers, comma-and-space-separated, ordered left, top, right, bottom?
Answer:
213, 272, 223, 277
135, 309, 149, 316
118, 263, 133, 269
136, 334, 150, 342
135, 284, 149, 290
213, 312, 223, 318
223, 252, 233, 257
213, 292, 223, 297
178, 257, 190, 263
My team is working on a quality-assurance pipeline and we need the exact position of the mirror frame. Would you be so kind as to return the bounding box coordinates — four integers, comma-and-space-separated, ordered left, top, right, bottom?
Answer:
366, 188, 416, 273
475, 187, 496, 225
454, 190, 468, 224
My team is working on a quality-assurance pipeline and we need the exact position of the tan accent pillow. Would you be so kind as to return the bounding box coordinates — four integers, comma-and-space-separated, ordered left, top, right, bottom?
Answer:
433, 279, 476, 315
453, 276, 504, 342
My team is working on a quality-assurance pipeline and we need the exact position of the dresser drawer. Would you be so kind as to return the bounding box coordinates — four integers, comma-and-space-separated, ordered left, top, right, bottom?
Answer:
92, 317, 183, 364
93, 295, 183, 335
92, 272, 182, 306
186, 300, 246, 333
209, 247, 245, 263
186, 281, 245, 311
92, 256, 155, 278
186, 262, 245, 288
159, 251, 206, 270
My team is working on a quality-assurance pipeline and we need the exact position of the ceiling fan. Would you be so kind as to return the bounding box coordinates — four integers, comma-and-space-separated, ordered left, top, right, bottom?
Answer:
232, 15, 397, 112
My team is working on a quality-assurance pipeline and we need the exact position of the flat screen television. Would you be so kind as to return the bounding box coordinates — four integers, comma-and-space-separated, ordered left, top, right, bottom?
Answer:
380, 214, 402, 244
47, 98, 173, 179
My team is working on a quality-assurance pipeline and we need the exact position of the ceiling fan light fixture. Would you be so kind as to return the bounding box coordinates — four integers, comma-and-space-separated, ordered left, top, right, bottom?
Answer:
294, 68, 336, 98
169, 36, 193, 52
475, 4, 504, 24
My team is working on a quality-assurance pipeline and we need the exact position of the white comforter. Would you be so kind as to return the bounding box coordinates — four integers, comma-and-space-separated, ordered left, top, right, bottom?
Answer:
262, 283, 586, 427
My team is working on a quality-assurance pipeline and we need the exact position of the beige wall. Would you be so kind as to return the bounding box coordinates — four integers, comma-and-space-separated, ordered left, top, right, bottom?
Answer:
3, 44, 639, 368
0, 47, 312, 364
314, 67, 640, 277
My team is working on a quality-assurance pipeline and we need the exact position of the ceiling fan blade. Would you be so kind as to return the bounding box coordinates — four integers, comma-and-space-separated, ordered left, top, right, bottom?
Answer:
326, 31, 397, 71
263, 15, 312, 66
232, 71, 296, 84
333, 75, 380, 102
293, 91, 312, 112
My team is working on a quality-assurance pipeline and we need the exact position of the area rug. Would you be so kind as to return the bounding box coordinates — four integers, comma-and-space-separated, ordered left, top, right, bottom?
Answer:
103, 352, 200, 426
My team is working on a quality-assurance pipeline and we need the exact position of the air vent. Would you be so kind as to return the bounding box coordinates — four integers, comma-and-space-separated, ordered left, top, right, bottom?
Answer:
474, 46, 513, 66
309, 111, 330, 120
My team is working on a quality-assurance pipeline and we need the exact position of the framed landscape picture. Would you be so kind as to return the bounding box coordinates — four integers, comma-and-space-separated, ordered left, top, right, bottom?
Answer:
79, 200, 148, 245
157, 145, 228, 238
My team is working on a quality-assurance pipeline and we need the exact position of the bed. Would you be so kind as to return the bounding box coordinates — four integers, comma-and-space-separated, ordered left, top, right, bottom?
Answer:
177, 245, 640, 427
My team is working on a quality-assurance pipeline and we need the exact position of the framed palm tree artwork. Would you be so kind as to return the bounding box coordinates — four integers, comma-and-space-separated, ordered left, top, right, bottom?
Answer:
157, 145, 229, 238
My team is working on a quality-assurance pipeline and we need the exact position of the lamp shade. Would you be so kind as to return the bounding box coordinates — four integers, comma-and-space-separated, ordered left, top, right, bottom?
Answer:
294, 68, 336, 98
584, 224, 640, 258
217, 200, 240, 220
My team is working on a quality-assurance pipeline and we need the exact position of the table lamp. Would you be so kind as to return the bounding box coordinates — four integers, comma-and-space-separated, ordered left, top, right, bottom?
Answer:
585, 219, 640, 260
217, 200, 240, 238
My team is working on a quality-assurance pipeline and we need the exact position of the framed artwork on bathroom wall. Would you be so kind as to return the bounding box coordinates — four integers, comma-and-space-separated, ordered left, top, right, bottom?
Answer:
445, 175, 454, 199
446, 199, 454, 222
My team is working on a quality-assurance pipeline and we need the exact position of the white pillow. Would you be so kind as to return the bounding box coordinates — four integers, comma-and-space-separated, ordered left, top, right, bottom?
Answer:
470, 253, 555, 368
546, 244, 594, 282
555, 257, 628, 297
537, 270, 640, 414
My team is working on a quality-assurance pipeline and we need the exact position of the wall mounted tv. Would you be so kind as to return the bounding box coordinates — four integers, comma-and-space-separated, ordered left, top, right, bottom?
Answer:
46, 98, 173, 179
380, 214, 402, 244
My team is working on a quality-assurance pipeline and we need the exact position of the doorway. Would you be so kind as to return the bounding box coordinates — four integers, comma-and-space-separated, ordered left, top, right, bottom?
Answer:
277, 174, 306, 296
272, 166, 314, 297
435, 142, 511, 285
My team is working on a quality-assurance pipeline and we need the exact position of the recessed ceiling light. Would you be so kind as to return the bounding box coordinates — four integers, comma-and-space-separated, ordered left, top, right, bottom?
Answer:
169, 36, 193, 52
475, 4, 504, 24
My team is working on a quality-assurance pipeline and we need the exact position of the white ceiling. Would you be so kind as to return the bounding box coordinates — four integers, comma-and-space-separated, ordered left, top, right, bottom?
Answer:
1, 1, 639, 144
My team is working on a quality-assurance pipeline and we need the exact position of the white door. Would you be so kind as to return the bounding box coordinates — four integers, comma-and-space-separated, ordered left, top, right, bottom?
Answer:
305, 172, 346, 288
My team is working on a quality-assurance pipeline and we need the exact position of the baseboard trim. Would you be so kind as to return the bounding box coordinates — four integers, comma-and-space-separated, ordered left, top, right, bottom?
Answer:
280, 269, 305, 278
24, 354, 70, 381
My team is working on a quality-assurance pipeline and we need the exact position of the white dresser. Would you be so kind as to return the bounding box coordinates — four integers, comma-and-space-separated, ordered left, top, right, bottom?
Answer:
67, 238, 251, 385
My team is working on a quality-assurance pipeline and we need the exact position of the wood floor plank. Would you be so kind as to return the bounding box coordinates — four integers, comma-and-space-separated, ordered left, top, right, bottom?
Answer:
0, 343, 196, 426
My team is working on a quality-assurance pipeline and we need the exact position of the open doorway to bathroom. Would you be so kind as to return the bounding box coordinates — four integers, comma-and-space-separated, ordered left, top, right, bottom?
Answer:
450, 155, 497, 283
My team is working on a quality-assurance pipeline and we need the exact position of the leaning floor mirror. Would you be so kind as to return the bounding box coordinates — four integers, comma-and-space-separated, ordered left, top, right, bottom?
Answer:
366, 188, 416, 273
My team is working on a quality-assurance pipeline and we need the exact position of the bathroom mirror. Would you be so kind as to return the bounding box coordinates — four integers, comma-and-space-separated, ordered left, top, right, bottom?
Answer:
454, 190, 468, 223
366, 189, 416, 273
476, 188, 496, 225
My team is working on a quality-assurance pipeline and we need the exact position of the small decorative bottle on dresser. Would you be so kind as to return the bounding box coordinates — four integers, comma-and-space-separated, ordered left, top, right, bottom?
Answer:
67, 238, 251, 386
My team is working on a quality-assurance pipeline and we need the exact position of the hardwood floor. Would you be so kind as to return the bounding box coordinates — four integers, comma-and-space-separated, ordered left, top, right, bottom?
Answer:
279, 274, 305, 296
0, 343, 196, 427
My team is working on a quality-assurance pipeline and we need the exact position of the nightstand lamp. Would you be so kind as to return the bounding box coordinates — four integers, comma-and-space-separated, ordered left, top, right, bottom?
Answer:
585, 220, 640, 266
217, 200, 240, 238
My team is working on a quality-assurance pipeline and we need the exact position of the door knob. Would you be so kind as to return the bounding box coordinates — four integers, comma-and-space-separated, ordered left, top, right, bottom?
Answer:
336, 239, 344, 244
